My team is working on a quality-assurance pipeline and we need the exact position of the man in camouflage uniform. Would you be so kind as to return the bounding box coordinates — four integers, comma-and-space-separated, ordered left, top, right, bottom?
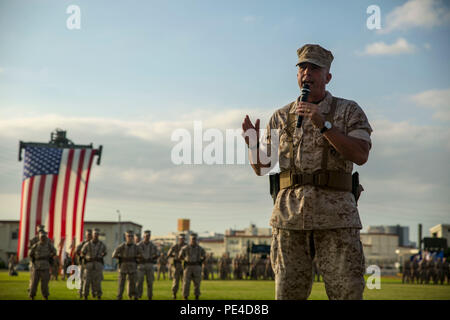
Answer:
208, 253, 216, 279
233, 254, 241, 280
218, 253, 227, 280
28, 225, 46, 294
75, 229, 92, 298
419, 257, 428, 284
51, 254, 60, 280
249, 256, 257, 280
402, 258, 412, 284
157, 252, 168, 280
8, 254, 17, 276
411, 255, 420, 284
226, 253, 232, 280
28, 230, 57, 300
428, 256, 438, 284
202, 253, 210, 280
241, 254, 249, 279
179, 233, 206, 300
112, 230, 138, 300
242, 44, 372, 299
436, 257, 445, 285
167, 233, 185, 299
81, 229, 107, 299
427, 257, 435, 284
443, 257, 450, 285
136, 230, 159, 300
62, 252, 72, 281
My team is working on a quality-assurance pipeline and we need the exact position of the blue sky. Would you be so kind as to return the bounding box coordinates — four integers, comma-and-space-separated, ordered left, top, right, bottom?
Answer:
1, 0, 449, 242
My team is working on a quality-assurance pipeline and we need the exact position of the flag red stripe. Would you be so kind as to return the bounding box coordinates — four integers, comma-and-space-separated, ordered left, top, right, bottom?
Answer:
72, 149, 85, 240
24, 176, 35, 257
48, 174, 58, 239
17, 180, 26, 260
80, 151, 95, 242
35, 175, 46, 228
61, 149, 75, 240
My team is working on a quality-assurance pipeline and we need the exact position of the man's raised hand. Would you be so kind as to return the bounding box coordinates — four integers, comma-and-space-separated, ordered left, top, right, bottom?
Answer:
242, 115, 260, 148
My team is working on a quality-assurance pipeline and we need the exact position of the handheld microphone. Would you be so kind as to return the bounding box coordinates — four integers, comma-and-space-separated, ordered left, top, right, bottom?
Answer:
296, 84, 310, 128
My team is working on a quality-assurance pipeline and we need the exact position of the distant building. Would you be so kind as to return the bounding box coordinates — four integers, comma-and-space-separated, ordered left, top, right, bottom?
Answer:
395, 246, 420, 270
429, 224, 450, 244
224, 224, 272, 258
367, 225, 410, 247
0, 220, 19, 266
154, 222, 272, 258
360, 232, 399, 271
0, 220, 142, 267
198, 238, 225, 257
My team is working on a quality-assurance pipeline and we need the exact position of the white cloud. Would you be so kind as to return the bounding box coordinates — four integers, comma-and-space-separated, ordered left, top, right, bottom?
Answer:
410, 88, 450, 121
380, 0, 450, 34
242, 15, 259, 23
361, 38, 415, 55
0, 108, 269, 145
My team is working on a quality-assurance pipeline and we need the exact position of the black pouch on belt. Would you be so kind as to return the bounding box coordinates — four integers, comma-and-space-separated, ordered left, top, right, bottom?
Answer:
352, 171, 364, 205
269, 173, 280, 205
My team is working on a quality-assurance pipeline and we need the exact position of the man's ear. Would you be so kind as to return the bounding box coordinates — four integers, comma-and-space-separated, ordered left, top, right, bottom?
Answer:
325, 72, 332, 84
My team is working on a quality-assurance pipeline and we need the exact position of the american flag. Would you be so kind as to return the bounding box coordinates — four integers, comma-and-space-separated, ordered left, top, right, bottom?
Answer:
17, 146, 97, 261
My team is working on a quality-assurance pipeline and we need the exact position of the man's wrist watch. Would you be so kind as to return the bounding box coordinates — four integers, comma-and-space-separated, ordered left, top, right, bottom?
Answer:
320, 121, 332, 134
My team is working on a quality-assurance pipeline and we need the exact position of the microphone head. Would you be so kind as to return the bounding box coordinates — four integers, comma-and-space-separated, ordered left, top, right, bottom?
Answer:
301, 83, 310, 93
299, 83, 310, 102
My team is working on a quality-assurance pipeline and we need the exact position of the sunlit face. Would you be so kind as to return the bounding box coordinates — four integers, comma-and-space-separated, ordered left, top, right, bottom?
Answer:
85, 232, 93, 241
178, 237, 185, 246
144, 233, 150, 242
190, 236, 197, 246
297, 62, 332, 101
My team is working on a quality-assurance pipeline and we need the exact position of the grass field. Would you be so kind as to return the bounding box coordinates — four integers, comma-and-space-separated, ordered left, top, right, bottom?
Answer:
0, 271, 449, 300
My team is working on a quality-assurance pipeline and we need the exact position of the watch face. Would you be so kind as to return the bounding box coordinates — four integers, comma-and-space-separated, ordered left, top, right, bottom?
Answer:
325, 121, 332, 129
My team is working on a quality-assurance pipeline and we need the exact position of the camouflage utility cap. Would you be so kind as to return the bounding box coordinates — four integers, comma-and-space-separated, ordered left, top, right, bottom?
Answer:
296, 44, 334, 69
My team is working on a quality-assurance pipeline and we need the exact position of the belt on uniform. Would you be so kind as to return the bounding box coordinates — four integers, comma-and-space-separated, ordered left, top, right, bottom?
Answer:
120, 257, 136, 262
279, 170, 352, 192
138, 258, 156, 264
86, 257, 103, 263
